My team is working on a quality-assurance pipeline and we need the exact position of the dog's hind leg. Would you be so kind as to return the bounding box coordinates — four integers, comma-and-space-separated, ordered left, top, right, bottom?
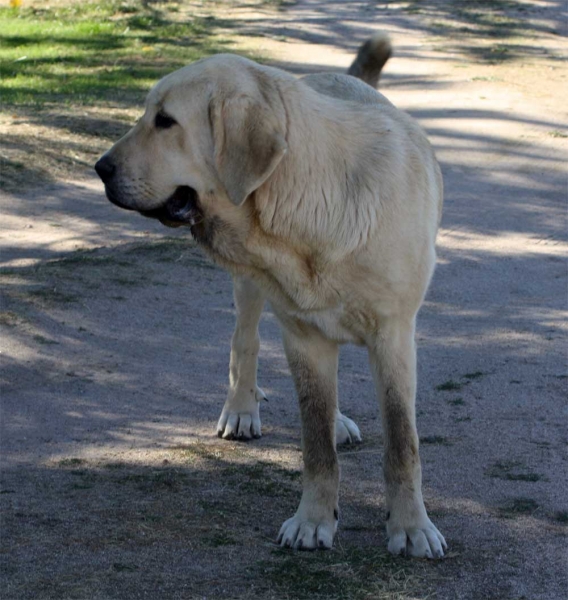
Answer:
217, 274, 267, 440
368, 316, 447, 559
217, 275, 362, 445
278, 324, 340, 550
335, 410, 361, 445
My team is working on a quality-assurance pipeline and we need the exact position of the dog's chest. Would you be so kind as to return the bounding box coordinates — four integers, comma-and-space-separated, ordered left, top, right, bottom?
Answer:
201, 213, 370, 344
259, 270, 367, 345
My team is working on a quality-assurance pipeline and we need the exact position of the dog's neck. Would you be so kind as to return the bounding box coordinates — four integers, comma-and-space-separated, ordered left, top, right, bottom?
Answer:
219, 80, 382, 311
252, 80, 380, 262
196, 74, 383, 311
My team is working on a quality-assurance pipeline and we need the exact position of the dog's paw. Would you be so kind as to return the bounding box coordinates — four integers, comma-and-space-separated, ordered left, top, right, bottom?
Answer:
277, 513, 337, 550
336, 411, 362, 445
387, 514, 447, 559
216, 386, 266, 440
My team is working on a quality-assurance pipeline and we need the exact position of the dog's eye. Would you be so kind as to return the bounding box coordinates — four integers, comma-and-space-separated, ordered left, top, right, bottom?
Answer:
155, 111, 177, 129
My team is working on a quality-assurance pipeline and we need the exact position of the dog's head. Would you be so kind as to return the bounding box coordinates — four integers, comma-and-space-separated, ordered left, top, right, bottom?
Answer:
95, 55, 288, 228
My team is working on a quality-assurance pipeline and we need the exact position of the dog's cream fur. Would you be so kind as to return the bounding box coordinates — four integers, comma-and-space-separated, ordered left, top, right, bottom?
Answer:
97, 37, 446, 557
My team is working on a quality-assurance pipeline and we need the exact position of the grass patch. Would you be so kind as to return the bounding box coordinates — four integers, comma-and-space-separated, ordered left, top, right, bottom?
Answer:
47, 249, 131, 268
7, 453, 433, 599
437, 372, 485, 392
186, 444, 299, 494
471, 76, 502, 82
103, 462, 128, 470
463, 371, 485, 380
420, 435, 452, 446
0, 155, 54, 192
173, 441, 236, 463
0, 1, 226, 108
126, 238, 216, 268
9, 249, 136, 287
454, 416, 472, 422
28, 287, 79, 305
205, 530, 238, 547
109, 276, 142, 287
33, 334, 59, 345
486, 460, 545, 482
0, 0, 237, 190
447, 397, 465, 406
553, 510, 568, 524
0, 310, 22, 326
112, 562, 139, 572
436, 379, 464, 391
115, 469, 188, 492
174, 443, 301, 498
260, 546, 429, 600
58, 457, 87, 467
0, 242, 210, 316
499, 497, 539, 517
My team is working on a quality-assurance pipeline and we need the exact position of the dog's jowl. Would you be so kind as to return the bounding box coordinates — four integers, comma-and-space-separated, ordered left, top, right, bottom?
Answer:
96, 33, 447, 557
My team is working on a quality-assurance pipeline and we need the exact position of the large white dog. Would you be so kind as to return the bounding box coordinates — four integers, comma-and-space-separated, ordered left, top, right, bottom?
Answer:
96, 34, 446, 558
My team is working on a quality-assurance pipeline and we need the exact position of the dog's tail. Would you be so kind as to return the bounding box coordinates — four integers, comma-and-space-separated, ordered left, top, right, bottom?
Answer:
347, 33, 392, 89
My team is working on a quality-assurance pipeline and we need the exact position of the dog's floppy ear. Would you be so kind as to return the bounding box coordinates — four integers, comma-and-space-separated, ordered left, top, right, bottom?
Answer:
210, 93, 287, 206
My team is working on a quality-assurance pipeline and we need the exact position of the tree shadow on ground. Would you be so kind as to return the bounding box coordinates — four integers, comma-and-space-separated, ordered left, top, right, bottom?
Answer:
2, 0, 565, 192
224, 0, 565, 62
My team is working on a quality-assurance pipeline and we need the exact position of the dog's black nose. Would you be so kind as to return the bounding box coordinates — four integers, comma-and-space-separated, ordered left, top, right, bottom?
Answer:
94, 155, 116, 183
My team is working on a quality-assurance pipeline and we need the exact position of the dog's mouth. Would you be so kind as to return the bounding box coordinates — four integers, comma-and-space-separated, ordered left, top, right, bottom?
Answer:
140, 186, 201, 229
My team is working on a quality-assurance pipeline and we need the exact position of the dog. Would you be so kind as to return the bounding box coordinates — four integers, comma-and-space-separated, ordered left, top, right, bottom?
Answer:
95, 34, 446, 557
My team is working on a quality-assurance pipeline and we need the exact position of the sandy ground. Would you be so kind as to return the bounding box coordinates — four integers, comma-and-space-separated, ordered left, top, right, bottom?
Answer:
1, 1, 567, 599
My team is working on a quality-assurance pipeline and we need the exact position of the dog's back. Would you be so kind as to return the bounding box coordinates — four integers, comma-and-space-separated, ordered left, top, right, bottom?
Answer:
301, 32, 392, 105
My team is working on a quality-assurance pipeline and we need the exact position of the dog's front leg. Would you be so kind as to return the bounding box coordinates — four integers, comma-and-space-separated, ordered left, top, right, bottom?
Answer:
217, 274, 267, 440
368, 317, 447, 559
278, 326, 339, 550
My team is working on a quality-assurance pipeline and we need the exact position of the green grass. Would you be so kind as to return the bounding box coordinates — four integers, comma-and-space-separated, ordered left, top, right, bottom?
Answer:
58, 458, 87, 467
174, 444, 301, 497
463, 371, 485, 380
436, 379, 464, 391
454, 416, 472, 422
437, 372, 485, 392
0, 242, 209, 315
260, 546, 429, 600
498, 497, 539, 518
205, 530, 238, 547
420, 435, 453, 446
447, 397, 465, 406
0, 311, 22, 327
112, 562, 139, 572
28, 287, 79, 305
44, 249, 131, 268
16, 451, 431, 598
115, 470, 189, 492
486, 460, 545, 482
33, 334, 60, 345
0, 1, 227, 108
124, 238, 217, 268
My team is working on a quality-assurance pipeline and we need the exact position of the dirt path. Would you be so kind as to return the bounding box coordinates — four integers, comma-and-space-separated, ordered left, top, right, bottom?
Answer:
1, 2, 567, 599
